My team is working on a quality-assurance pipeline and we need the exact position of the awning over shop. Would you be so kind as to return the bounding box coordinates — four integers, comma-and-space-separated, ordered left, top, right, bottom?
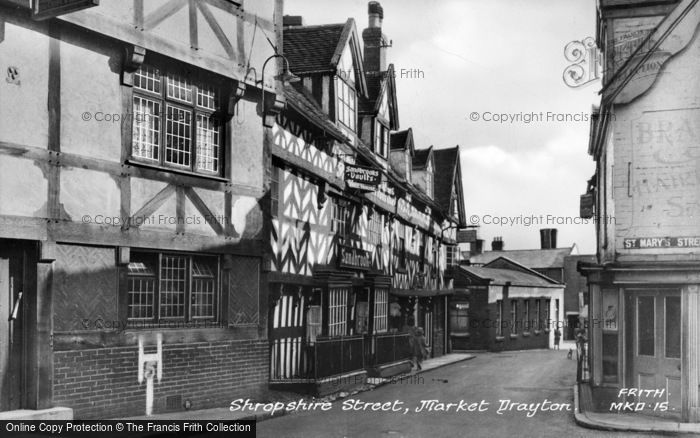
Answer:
390, 288, 456, 298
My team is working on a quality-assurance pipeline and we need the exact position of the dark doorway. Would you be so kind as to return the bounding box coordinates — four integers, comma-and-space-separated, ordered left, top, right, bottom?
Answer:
566, 314, 579, 340
0, 240, 31, 411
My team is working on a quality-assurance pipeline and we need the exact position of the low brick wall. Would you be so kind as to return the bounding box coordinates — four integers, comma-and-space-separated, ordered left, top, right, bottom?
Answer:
53, 339, 268, 419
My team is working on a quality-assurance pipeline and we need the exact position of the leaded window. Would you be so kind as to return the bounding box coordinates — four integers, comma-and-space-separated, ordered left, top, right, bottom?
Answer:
127, 252, 219, 322
132, 64, 223, 176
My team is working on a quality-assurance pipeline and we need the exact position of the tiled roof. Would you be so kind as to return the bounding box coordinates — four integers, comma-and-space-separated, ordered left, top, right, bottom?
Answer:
460, 266, 561, 288
470, 247, 576, 269
283, 23, 346, 74
284, 84, 347, 142
432, 146, 459, 213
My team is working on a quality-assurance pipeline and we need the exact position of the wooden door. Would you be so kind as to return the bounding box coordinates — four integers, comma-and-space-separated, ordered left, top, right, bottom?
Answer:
628, 289, 682, 418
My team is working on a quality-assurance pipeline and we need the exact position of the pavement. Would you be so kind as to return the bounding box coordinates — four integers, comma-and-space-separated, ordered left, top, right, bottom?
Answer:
574, 383, 700, 434
120, 353, 475, 422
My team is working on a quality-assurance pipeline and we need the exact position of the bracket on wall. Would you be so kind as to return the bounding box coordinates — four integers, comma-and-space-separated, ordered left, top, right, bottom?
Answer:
227, 81, 247, 115
117, 247, 130, 265
263, 93, 285, 128
39, 241, 57, 263
122, 45, 146, 86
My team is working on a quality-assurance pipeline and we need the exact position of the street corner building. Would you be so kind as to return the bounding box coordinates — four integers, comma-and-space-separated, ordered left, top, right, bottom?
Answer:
267, 2, 467, 396
579, 0, 700, 423
0, 0, 282, 419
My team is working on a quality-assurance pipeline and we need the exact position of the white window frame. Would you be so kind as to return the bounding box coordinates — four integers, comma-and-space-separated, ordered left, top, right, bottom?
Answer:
328, 288, 348, 337
373, 288, 388, 333
335, 77, 356, 132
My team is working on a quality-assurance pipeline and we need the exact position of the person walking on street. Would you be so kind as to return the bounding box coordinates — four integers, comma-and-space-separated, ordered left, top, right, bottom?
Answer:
413, 327, 428, 370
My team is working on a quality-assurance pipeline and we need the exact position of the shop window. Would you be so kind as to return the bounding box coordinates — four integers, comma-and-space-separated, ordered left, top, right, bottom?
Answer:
127, 252, 219, 323
132, 64, 224, 176
535, 299, 541, 331
602, 290, 619, 382
510, 300, 518, 335
328, 287, 348, 337
373, 288, 388, 333
450, 302, 469, 332
307, 305, 322, 343
544, 299, 551, 331
355, 288, 369, 335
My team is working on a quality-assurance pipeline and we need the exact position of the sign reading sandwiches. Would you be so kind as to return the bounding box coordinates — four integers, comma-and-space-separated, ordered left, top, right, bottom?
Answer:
338, 245, 372, 271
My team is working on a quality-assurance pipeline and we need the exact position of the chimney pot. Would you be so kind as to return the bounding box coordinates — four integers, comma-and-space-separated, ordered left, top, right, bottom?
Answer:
283, 15, 305, 27
491, 237, 504, 251
368, 1, 384, 20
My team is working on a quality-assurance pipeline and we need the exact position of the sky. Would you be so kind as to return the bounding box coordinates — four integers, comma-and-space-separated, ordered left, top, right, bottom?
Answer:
286, 0, 601, 253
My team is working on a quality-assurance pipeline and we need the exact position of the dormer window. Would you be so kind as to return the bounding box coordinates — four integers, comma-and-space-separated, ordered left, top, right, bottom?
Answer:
375, 121, 388, 158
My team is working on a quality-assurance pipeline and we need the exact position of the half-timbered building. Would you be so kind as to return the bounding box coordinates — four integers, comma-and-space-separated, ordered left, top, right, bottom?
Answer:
0, 0, 282, 419
268, 2, 466, 396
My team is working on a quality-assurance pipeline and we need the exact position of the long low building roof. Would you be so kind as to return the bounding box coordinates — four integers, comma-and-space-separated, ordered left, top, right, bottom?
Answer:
459, 265, 563, 288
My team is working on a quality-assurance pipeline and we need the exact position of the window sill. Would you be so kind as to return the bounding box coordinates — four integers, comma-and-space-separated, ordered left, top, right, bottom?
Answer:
126, 321, 223, 331
509, 334, 519, 340
522, 331, 531, 337
495, 336, 505, 343
544, 329, 551, 334
126, 159, 229, 182
534, 330, 542, 336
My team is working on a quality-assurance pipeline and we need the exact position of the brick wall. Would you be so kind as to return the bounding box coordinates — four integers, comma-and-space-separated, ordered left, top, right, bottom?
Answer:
53, 339, 268, 419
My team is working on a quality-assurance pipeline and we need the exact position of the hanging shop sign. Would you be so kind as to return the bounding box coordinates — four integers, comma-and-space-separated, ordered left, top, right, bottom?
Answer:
344, 164, 381, 192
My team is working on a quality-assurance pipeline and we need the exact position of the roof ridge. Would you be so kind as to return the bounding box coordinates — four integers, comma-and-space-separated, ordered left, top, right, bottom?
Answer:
284, 22, 347, 30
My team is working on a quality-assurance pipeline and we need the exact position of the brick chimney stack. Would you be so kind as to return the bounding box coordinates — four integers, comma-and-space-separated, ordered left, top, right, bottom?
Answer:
363, 1, 388, 73
540, 228, 558, 250
491, 237, 504, 251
